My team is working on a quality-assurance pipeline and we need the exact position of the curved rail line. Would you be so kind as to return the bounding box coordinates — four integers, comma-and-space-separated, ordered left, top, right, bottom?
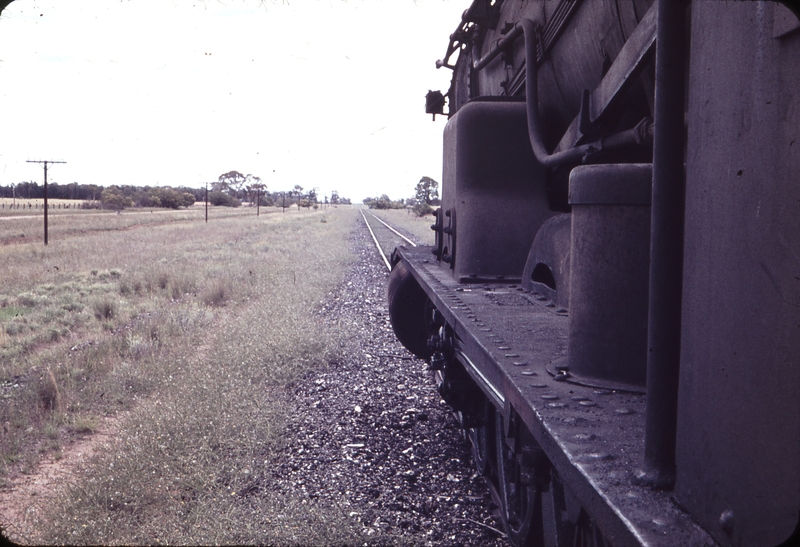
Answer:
359, 208, 420, 272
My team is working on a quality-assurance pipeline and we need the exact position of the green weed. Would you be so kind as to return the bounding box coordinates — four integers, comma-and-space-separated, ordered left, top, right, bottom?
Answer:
70, 415, 99, 434
0, 306, 24, 320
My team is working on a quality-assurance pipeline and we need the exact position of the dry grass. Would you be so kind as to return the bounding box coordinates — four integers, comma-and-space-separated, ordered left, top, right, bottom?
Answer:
0, 204, 261, 246
0, 206, 363, 544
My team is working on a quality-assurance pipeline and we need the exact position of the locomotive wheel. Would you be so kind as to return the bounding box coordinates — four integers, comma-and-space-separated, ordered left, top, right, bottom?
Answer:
468, 399, 495, 476
495, 413, 542, 547
387, 260, 433, 360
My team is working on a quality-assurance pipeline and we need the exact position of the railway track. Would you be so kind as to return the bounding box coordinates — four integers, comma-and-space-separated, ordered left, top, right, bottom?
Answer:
359, 208, 419, 271
290, 208, 506, 543
359, 207, 512, 535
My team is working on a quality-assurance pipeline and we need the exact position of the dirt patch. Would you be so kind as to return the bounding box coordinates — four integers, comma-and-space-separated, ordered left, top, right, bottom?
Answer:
0, 415, 121, 544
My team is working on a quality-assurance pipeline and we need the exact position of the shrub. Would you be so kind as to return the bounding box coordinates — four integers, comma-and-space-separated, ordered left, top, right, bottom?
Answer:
208, 192, 241, 208
157, 272, 170, 290
101, 187, 134, 211
71, 415, 99, 434
18, 293, 39, 308
38, 367, 64, 413
364, 194, 404, 210
413, 202, 435, 217
92, 298, 117, 321
201, 281, 229, 307
169, 273, 196, 300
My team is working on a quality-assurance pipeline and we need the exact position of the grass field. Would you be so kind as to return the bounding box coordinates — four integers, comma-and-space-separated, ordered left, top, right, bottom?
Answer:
0, 204, 364, 544
0, 202, 326, 246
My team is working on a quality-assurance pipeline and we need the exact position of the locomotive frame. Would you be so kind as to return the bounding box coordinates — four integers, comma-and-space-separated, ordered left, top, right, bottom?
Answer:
388, 1, 800, 546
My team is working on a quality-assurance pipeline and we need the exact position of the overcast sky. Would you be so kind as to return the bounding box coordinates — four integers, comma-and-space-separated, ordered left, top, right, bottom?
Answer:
0, 0, 465, 202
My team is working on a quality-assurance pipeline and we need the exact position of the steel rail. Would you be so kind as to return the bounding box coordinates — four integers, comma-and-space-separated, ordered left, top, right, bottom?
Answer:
359, 208, 391, 271
364, 210, 417, 247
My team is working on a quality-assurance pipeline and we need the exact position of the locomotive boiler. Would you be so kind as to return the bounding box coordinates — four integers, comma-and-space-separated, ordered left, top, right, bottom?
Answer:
387, 1, 800, 545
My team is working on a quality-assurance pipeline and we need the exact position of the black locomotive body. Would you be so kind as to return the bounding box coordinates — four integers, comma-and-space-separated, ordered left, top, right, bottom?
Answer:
387, 1, 800, 545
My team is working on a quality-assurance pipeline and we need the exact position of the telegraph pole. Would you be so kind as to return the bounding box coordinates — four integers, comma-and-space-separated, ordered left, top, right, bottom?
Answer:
27, 159, 66, 245
199, 182, 217, 223
256, 188, 260, 217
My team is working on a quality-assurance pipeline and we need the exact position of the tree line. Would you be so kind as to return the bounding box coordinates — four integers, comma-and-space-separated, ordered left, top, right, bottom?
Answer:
0, 170, 350, 211
0, 182, 200, 210
364, 176, 439, 216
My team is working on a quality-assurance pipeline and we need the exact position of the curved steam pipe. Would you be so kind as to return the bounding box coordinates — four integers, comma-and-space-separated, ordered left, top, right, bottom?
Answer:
472, 19, 652, 168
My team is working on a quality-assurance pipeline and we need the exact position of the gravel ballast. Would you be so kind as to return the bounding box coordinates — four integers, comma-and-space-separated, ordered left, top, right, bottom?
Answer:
264, 219, 507, 546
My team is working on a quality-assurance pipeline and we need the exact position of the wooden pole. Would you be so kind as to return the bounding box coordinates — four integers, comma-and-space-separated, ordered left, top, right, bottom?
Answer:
27, 160, 65, 245
43, 163, 48, 245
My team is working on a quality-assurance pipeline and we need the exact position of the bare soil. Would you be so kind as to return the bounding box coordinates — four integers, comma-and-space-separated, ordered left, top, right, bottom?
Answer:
0, 416, 120, 543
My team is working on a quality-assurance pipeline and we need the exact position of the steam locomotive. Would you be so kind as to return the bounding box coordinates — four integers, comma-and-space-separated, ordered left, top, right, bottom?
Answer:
387, 1, 800, 545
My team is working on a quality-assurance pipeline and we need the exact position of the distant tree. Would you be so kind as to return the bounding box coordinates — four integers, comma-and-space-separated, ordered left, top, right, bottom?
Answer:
415, 176, 440, 205
208, 191, 241, 207
86, 184, 102, 202
413, 202, 435, 217
67, 182, 80, 200
182, 193, 196, 207
140, 190, 161, 208
257, 193, 274, 206
176, 186, 205, 202
101, 186, 133, 210
154, 188, 181, 209
365, 194, 404, 210
216, 171, 248, 196
246, 176, 267, 205
16, 181, 41, 199
330, 190, 340, 205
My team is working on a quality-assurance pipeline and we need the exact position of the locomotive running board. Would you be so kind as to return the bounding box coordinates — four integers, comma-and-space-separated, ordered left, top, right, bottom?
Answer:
394, 245, 715, 547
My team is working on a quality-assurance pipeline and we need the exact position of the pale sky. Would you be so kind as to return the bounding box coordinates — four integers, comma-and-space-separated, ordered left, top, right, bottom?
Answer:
0, 0, 465, 202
